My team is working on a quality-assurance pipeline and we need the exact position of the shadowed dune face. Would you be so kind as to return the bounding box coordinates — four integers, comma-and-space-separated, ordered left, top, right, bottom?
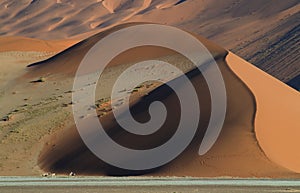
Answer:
0, 0, 299, 83
36, 24, 298, 177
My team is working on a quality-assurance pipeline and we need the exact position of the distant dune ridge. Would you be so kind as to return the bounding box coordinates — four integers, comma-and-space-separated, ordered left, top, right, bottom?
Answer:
0, 0, 299, 83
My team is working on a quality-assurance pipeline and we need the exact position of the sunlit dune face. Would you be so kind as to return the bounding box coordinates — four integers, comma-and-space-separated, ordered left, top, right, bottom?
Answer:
226, 53, 300, 174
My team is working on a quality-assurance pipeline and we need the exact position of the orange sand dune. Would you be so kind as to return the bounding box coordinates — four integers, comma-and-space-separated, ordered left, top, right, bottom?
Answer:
34, 24, 300, 177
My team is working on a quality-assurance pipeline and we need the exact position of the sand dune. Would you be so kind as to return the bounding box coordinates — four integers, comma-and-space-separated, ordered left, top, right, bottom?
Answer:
15, 23, 296, 177
0, 23, 298, 177
0, 0, 299, 83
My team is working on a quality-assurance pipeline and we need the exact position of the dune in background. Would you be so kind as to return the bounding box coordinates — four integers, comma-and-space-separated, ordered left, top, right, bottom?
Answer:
0, 0, 299, 84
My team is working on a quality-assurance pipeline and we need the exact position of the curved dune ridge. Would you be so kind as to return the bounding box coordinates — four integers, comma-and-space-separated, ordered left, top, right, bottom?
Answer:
29, 23, 300, 177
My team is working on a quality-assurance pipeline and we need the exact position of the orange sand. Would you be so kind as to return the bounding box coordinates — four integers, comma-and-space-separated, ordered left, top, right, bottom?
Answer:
227, 53, 300, 173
